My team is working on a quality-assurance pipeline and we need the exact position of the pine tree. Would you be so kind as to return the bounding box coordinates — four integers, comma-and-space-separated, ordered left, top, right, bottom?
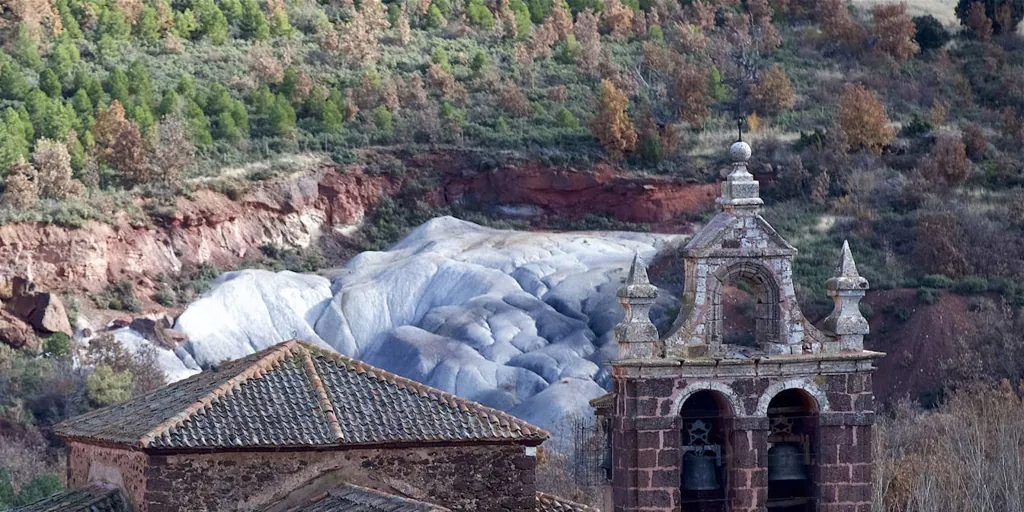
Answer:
135, 6, 161, 42
268, 94, 296, 136
158, 90, 180, 117
13, 23, 43, 70
0, 109, 32, 171
97, 2, 132, 39
193, 0, 230, 43
40, 69, 63, 98
0, 60, 31, 101
239, 0, 271, 38
107, 68, 131, 106
321, 99, 343, 132
173, 9, 199, 39
48, 36, 80, 79
214, 111, 242, 141
184, 100, 214, 145
128, 59, 154, 107
466, 0, 495, 29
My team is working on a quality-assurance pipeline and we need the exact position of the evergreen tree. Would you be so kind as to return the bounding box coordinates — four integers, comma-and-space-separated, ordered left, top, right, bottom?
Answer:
0, 61, 31, 101
72, 89, 94, 123
270, 9, 293, 36
372, 105, 392, 132
214, 111, 242, 141
321, 99, 343, 132
136, 6, 162, 42
158, 90, 180, 116
40, 69, 63, 98
128, 60, 154, 107
466, 0, 496, 29
177, 75, 198, 100
173, 9, 200, 39
184, 100, 214, 144
239, 0, 271, 39
526, 0, 550, 24
221, 0, 244, 23
426, 4, 446, 28
268, 94, 296, 136
229, 100, 249, 135
249, 85, 276, 116
97, 2, 132, 40
14, 24, 43, 70
509, 0, 532, 37
0, 109, 32, 172
470, 51, 489, 76
107, 68, 131, 106
49, 36, 81, 79
56, 0, 84, 39
74, 71, 105, 105
193, 0, 230, 44
134, 103, 155, 132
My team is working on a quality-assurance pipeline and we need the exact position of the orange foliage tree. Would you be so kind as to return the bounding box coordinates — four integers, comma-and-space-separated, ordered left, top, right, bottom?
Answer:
590, 79, 637, 158
872, 2, 919, 62
749, 65, 796, 115
837, 84, 895, 153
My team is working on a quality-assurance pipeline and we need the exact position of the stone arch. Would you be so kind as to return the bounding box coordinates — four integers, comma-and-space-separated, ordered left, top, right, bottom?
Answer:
755, 378, 830, 417
673, 381, 745, 417
706, 260, 782, 349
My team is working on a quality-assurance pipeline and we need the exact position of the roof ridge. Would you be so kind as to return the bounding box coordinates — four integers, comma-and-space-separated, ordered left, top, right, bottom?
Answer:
300, 348, 344, 442
293, 340, 550, 441
138, 340, 302, 447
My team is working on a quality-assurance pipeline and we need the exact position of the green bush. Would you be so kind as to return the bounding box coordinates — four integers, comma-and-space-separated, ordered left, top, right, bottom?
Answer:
917, 287, 940, 305
913, 15, 950, 51
45, 333, 72, 358
94, 280, 142, 312
952, 276, 989, 296
86, 364, 133, 406
920, 274, 954, 289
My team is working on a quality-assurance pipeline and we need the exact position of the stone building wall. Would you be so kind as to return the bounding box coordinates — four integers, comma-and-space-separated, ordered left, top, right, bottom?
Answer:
67, 442, 148, 510
610, 361, 875, 512
141, 443, 536, 512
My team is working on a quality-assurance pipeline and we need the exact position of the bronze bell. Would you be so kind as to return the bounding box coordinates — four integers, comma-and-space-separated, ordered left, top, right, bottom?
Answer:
767, 443, 808, 482
682, 449, 720, 491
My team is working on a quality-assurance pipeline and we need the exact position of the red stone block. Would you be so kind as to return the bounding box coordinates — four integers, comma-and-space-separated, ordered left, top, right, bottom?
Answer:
851, 463, 872, 483
821, 463, 852, 482
837, 483, 872, 503
637, 489, 672, 508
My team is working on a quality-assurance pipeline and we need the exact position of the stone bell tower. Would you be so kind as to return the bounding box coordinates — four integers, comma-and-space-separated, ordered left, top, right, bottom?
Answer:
601, 140, 883, 512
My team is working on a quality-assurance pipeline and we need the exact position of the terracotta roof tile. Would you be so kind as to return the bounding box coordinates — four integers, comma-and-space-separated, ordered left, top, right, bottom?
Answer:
287, 483, 450, 512
55, 340, 548, 449
10, 484, 132, 512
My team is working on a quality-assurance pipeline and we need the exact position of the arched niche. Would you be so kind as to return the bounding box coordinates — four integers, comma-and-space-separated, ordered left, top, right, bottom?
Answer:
765, 389, 818, 512
706, 261, 781, 350
679, 390, 734, 512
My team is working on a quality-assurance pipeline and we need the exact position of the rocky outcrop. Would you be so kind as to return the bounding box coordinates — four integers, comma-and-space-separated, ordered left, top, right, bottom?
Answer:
0, 309, 36, 351
0, 168, 389, 295
442, 162, 718, 225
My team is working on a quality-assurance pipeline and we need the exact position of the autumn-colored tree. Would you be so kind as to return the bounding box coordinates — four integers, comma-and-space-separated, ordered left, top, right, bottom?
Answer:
820, 0, 865, 50
546, 0, 572, 40
962, 123, 988, 160
919, 132, 971, 185
32, 138, 82, 199
965, 2, 993, 39
915, 213, 970, 277
573, 8, 601, 76
395, 5, 411, 45
670, 61, 711, 126
402, 73, 429, 108
601, 0, 632, 39
684, 0, 715, 31
339, 0, 390, 66
873, 2, 919, 62
837, 84, 895, 153
749, 65, 796, 115
498, 80, 531, 117
247, 43, 284, 83
590, 79, 637, 158
1, 158, 38, 210
91, 100, 147, 184
955, 0, 1023, 35
528, 21, 558, 59
148, 115, 195, 184
495, 0, 517, 39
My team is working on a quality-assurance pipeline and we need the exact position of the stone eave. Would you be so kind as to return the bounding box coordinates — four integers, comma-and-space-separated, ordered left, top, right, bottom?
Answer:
611, 350, 885, 378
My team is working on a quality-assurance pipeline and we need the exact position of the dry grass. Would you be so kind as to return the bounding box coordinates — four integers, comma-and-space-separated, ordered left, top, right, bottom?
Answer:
851, 0, 960, 25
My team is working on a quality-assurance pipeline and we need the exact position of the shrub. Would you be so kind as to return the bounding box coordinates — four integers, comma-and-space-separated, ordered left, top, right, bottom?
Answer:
900, 114, 932, 137
921, 274, 955, 289
955, 0, 1022, 35
953, 276, 989, 295
86, 364, 133, 406
921, 132, 971, 185
917, 286, 941, 305
873, 3, 919, 62
94, 280, 142, 312
749, 66, 796, 116
45, 333, 72, 358
912, 15, 951, 50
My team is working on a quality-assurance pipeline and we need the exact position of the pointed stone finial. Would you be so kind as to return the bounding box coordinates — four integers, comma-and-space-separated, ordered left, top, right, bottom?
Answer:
822, 240, 869, 352
717, 140, 762, 211
615, 252, 660, 360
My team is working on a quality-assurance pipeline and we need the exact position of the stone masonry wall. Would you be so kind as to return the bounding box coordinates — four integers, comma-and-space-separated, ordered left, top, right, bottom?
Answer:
611, 363, 874, 512
142, 443, 535, 512
67, 442, 148, 510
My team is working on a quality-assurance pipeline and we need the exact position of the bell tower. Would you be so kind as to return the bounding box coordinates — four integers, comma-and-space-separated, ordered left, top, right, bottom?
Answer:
602, 140, 883, 512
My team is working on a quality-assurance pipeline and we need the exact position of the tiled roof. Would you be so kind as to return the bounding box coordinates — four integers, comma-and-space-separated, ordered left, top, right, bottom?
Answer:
10, 484, 132, 512
55, 340, 548, 449
286, 483, 450, 512
536, 492, 599, 512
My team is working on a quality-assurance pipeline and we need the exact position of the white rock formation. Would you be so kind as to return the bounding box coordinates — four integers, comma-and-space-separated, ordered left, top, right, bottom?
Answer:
169, 217, 685, 446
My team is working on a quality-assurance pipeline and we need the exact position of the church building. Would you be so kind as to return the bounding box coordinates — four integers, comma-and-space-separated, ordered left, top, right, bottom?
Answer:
599, 140, 882, 512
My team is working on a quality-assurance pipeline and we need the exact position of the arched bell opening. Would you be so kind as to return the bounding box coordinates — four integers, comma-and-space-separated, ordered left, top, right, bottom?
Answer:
707, 262, 781, 351
680, 390, 733, 512
766, 389, 818, 512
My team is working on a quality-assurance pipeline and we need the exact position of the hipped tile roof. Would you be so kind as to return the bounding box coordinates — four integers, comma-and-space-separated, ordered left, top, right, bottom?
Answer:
10, 484, 132, 512
536, 492, 600, 512
286, 483, 450, 512
55, 340, 548, 449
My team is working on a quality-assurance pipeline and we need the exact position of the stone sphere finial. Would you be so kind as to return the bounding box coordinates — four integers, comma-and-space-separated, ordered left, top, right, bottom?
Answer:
729, 141, 751, 163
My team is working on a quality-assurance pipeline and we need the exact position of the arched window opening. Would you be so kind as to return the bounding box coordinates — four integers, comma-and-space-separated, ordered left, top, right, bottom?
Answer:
708, 262, 781, 351
680, 391, 732, 512
766, 389, 818, 512
721, 279, 758, 348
